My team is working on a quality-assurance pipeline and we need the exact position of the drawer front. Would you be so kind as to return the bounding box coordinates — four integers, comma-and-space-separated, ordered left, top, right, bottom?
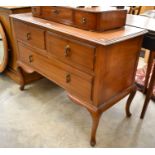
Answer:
74, 11, 97, 31
14, 20, 45, 50
41, 6, 73, 25
32, 7, 41, 17
46, 32, 95, 72
18, 43, 93, 100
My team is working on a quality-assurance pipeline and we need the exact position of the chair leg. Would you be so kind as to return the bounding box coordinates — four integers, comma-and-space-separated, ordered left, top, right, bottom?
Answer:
126, 86, 137, 117
140, 65, 155, 119
17, 66, 25, 91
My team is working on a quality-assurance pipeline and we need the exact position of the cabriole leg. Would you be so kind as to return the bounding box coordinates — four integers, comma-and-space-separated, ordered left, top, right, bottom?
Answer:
88, 110, 102, 147
17, 66, 25, 91
126, 86, 137, 117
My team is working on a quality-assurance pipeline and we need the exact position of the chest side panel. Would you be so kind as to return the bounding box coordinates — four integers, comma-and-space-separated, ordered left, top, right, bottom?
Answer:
93, 36, 143, 106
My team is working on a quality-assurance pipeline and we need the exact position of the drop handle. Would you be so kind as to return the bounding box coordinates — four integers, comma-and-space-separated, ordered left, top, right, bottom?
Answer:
26, 32, 31, 40
29, 55, 33, 63
64, 45, 71, 57
81, 17, 87, 24
65, 73, 71, 83
52, 9, 60, 14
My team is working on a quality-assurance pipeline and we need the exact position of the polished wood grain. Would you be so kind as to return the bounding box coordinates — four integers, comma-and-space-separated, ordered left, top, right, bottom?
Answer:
32, 6, 127, 32
11, 13, 146, 146
46, 31, 96, 72
74, 10, 97, 31
14, 20, 45, 50
39, 6, 73, 25
10, 13, 147, 46
18, 43, 93, 101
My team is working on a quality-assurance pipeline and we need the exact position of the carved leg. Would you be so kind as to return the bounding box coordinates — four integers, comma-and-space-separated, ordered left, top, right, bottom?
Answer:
17, 66, 25, 91
126, 86, 137, 117
88, 110, 102, 147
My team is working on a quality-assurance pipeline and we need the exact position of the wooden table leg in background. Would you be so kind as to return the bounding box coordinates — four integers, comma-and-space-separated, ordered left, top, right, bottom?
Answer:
141, 64, 155, 119
143, 51, 155, 93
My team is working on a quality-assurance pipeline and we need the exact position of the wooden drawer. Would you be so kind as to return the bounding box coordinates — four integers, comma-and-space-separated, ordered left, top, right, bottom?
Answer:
32, 6, 41, 16
32, 6, 127, 32
74, 11, 97, 31
41, 6, 73, 25
14, 20, 45, 49
46, 32, 96, 72
18, 43, 93, 100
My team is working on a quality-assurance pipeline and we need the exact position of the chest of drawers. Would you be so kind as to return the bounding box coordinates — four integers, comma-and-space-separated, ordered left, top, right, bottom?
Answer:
11, 13, 147, 146
32, 6, 127, 32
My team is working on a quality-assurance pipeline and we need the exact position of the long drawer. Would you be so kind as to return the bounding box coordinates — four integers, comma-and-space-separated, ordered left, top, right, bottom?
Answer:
18, 43, 93, 101
46, 31, 96, 72
14, 20, 45, 50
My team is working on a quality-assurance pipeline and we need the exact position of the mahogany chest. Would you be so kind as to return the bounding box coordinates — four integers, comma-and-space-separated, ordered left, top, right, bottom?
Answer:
10, 12, 147, 146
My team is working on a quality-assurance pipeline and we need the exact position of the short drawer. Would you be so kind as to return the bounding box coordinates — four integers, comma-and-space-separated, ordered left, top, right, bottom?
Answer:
74, 11, 97, 31
46, 32, 96, 72
14, 20, 45, 50
32, 6, 41, 17
41, 6, 73, 25
18, 43, 93, 100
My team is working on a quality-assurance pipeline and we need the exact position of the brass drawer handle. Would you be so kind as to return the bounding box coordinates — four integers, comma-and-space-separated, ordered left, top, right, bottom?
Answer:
26, 32, 31, 40
29, 55, 33, 63
52, 9, 60, 15
64, 45, 71, 57
66, 73, 71, 83
81, 17, 87, 24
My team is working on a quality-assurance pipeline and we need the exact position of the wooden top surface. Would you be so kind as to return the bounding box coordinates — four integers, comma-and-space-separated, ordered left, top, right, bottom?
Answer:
55, 6, 126, 13
10, 13, 147, 46
0, 6, 30, 10
126, 14, 155, 32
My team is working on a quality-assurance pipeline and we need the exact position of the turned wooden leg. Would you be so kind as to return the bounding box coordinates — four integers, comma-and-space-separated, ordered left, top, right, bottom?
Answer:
143, 52, 155, 94
140, 65, 155, 119
88, 110, 102, 147
126, 86, 137, 117
17, 66, 25, 91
